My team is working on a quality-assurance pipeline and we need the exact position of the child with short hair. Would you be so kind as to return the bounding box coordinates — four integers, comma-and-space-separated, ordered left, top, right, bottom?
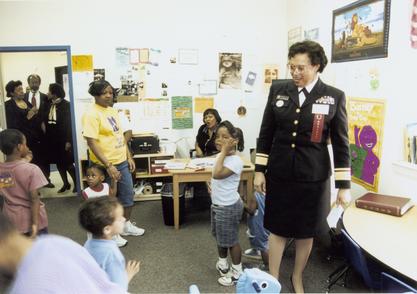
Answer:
211, 121, 245, 286
82, 164, 117, 200
0, 129, 48, 237
79, 197, 140, 292
81, 164, 127, 247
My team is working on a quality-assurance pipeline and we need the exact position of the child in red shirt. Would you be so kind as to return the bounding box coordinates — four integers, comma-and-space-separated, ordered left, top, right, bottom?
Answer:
0, 129, 48, 236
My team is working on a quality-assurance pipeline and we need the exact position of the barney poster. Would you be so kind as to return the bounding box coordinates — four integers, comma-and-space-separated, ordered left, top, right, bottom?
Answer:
347, 97, 385, 192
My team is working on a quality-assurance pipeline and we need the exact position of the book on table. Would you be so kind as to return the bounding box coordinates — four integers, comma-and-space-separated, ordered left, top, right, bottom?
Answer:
355, 192, 414, 217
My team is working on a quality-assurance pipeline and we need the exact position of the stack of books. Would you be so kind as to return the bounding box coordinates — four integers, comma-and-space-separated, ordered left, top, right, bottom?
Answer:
355, 193, 414, 217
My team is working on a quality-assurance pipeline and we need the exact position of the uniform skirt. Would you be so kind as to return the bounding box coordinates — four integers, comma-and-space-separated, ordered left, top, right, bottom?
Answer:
264, 176, 330, 238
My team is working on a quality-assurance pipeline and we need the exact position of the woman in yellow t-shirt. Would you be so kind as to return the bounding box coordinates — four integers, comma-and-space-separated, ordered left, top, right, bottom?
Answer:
82, 80, 145, 242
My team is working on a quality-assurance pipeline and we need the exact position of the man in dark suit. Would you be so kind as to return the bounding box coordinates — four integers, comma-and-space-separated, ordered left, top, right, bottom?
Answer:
24, 74, 54, 188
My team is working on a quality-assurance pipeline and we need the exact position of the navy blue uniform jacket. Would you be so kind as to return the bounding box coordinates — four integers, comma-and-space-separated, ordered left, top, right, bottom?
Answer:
255, 79, 351, 189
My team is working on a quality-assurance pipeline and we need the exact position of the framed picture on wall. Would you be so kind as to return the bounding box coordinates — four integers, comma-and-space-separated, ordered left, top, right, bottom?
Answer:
331, 0, 391, 62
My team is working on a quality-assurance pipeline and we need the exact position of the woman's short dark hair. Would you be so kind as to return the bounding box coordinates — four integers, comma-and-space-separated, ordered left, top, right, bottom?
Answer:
5, 80, 22, 98
0, 129, 25, 155
217, 120, 244, 152
288, 41, 328, 73
49, 83, 66, 99
79, 197, 120, 238
203, 108, 222, 124
88, 80, 113, 97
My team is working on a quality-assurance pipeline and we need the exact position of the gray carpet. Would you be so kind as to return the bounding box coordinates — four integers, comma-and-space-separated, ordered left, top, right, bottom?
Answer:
39, 196, 370, 293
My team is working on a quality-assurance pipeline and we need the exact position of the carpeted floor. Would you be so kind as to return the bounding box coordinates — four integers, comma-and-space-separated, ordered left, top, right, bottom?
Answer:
40, 196, 369, 293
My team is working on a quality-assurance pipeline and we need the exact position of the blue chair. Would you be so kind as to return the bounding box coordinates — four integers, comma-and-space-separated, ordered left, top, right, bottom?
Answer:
327, 229, 381, 292
381, 272, 417, 293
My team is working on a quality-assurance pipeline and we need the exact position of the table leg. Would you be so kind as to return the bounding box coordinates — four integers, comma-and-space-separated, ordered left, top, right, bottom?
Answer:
172, 175, 180, 230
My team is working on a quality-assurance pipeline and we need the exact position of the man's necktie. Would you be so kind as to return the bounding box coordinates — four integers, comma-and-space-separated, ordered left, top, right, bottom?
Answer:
301, 87, 309, 99
31, 93, 37, 108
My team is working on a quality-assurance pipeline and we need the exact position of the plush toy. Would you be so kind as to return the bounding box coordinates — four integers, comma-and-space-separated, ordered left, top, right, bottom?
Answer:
236, 268, 281, 293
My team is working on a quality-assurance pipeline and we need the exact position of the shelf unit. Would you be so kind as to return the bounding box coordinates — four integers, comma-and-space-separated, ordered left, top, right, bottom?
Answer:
133, 152, 174, 201
80, 152, 175, 201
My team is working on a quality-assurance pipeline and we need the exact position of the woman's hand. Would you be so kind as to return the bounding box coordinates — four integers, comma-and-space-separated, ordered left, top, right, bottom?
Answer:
106, 165, 121, 181
127, 157, 136, 173
336, 188, 351, 207
254, 172, 266, 194
27, 107, 38, 120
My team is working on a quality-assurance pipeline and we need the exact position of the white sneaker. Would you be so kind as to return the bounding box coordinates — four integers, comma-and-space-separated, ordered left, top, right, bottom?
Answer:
112, 234, 128, 247
218, 269, 241, 286
243, 248, 262, 260
216, 260, 230, 277
121, 220, 145, 236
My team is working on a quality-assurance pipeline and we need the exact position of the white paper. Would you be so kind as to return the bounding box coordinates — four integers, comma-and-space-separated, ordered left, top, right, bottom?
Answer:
165, 161, 187, 170
326, 205, 344, 228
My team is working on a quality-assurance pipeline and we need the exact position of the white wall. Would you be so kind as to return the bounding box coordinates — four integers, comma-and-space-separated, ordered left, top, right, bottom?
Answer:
0, 0, 288, 160
287, 0, 417, 201
0, 51, 68, 96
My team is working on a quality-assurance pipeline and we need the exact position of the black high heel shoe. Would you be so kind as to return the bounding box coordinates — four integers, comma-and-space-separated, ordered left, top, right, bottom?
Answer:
58, 184, 71, 193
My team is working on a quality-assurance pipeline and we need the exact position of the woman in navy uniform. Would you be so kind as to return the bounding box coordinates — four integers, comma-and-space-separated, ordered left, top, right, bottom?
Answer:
254, 41, 351, 293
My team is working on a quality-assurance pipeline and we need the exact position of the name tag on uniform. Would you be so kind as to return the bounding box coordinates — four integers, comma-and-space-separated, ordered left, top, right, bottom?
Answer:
312, 104, 329, 115
276, 95, 289, 100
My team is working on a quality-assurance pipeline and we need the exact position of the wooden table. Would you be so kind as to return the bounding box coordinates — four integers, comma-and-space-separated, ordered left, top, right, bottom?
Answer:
343, 205, 417, 282
168, 162, 254, 229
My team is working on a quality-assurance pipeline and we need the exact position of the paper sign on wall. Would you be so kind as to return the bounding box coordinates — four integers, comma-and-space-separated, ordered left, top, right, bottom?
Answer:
172, 96, 193, 129
72, 55, 93, 72
194, 97, 214, 113
348, 97, 386, 192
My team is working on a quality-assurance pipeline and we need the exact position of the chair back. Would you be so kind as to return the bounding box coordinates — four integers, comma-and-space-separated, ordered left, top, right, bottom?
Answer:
381, 272, 417, 293
341, 229, 380, 289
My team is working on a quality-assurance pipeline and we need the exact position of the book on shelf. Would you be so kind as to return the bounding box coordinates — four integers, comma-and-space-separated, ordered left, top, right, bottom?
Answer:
404, 123, 417, 163
355, 192, 414, 217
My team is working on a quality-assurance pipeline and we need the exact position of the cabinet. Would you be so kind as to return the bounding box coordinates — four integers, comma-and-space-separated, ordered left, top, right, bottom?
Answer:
80, 152, 174, 202
133, 152, 174, 201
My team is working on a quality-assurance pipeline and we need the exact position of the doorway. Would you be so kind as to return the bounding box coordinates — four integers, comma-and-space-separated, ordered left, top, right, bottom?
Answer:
0, 46, 80, 196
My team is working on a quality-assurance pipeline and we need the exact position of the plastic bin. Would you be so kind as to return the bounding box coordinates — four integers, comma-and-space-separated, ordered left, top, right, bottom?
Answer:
161, 183, 186, 226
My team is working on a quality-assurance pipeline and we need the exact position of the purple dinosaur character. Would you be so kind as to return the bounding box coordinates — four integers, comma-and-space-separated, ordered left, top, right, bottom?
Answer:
355, 125, 380, 185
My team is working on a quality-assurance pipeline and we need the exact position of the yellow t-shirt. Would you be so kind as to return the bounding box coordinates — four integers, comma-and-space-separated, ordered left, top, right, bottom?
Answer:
82, 104, 127, 165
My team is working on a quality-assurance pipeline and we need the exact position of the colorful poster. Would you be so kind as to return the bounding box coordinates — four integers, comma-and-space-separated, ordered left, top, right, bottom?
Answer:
194, 97, 214, 113
172, 96, 193, 129
347, 97, 385, 192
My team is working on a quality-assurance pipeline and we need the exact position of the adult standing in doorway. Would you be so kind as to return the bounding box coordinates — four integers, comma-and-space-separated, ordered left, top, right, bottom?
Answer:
254, 41, 351, 293
45, 83, 77, 193
24, 74, 53, 188
4, 80, 39, 158
82, 80, 144, 245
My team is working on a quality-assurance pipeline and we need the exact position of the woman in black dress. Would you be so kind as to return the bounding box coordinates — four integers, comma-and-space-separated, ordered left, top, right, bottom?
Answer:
45, 83, 76, 193
254, 41, 351, 293
195, 108, 222, 157
4, 80, 40, 153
